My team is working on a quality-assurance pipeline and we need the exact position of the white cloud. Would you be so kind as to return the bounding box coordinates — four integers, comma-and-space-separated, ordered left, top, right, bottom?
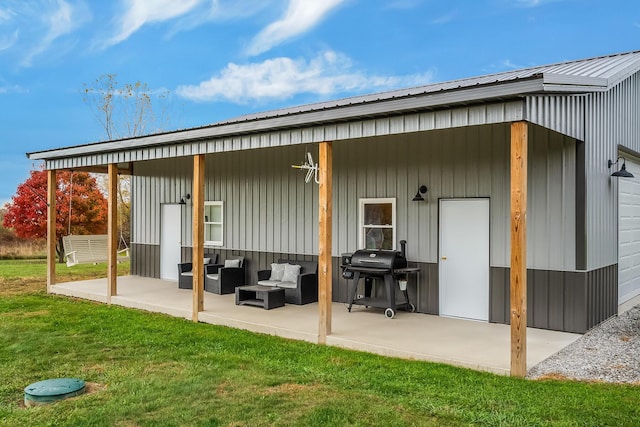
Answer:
176, 50, 434, 103
515, 0, 563, 6
246, 0, 345, 56
430, 11, 456, 25
384, 0, 423, 10
0, 30, 19, 51
20, 0, 91, 67
502, 59, 524, 69
105, 0, 201, 47
0, 7, 17, 22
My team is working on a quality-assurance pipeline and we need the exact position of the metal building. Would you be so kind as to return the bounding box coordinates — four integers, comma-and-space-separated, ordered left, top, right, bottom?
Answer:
28, 50, 640, 334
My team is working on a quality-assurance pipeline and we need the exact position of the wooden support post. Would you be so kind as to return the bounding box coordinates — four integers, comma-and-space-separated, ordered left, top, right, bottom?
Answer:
318, 142, 333, 344
510, 121, 528, 377
192, 154, 205, 321
47, 169, 57, 292
107, 163, 118, 303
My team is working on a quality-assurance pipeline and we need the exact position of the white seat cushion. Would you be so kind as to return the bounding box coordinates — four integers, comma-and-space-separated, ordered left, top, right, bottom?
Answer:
258, 280, 280, 287
181, 271, 193, 277
276, 281, 297, 289
206, 274, 219, 281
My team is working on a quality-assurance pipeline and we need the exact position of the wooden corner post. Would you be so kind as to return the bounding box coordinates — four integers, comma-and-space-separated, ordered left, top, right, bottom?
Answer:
192, 154, 206, 322
107, 163, 118, 303
510, 121, 528, 377
47, 169, 57, 292
318, 141, 333, 344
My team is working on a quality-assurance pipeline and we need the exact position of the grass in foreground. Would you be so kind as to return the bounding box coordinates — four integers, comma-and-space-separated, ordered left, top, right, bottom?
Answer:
0, 260, 639, 426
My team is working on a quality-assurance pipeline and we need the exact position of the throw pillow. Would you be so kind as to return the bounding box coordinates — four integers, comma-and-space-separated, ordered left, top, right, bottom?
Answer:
224, 259, 241, 268
282, 263, 301, 283
269, 263, 286, 281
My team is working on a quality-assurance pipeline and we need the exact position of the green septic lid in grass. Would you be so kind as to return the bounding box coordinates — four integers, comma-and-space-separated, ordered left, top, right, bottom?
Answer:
24, 378, 86, 407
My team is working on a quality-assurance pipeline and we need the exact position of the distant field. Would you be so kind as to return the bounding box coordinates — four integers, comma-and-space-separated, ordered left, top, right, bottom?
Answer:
0, 239, 46, 260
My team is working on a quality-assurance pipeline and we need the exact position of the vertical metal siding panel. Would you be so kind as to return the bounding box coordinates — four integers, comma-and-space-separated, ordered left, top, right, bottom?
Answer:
427, 131, 441, 262
389, 117, 404, 134
465, 126, 480, 196
419, 111, 436, 131
291, 130, 302, 145
349, 122, 363, 139
405, 114, 419, 133
435, 110, 451, 129
529, 125, 549, 270
313, 126, 325, 143
362, 120, 376, 138
333, 142, 345, 255
302, 128, 314, 143
261, 149, 270, 252
490, 124, 510, 267
405, 134, 420, 258
325, 125, 337, 141
394, 135, 408, 254
585, 73, 640, 270
271, 148, 280, 252
453, 127, 466, 196
451, 109, 468, 128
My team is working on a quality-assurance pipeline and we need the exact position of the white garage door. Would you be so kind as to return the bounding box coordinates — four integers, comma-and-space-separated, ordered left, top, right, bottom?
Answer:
618, 157, 640, 305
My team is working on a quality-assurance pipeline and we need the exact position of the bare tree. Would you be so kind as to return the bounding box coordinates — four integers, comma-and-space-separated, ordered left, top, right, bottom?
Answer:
83, 74, 171, 140
83, 74, 174, 247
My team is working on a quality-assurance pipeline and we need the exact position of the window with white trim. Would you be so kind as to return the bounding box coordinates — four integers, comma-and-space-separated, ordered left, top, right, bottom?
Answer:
359, 198, 396, 250
204, 201, 224, 246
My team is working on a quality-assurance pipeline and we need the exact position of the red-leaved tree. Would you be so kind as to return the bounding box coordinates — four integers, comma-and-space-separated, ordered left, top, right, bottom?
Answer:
3, 169, 108, 262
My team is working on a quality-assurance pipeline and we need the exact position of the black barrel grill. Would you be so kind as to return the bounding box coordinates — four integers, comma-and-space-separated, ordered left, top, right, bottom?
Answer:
343, 241, 417, 318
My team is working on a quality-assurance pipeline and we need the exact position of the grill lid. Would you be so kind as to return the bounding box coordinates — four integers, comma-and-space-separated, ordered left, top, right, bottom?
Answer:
349, 249, 407, 271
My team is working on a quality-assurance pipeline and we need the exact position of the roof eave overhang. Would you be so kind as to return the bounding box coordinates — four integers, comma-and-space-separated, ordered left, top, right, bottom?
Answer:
27, 76, 593, 162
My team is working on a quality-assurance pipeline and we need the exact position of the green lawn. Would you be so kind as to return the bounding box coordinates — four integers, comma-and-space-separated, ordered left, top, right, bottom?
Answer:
1, 260, 639, 426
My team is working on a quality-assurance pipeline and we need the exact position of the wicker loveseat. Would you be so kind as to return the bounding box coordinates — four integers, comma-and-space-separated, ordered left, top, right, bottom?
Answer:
257, 259, 318, 305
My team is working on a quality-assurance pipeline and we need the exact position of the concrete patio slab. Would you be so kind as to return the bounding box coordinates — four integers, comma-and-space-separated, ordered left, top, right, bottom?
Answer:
49, 275, 580, 375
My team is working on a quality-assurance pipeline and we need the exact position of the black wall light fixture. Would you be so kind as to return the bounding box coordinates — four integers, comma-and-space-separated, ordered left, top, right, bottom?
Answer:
412, 185, 428, 201
179, 194, 191, 205
608, 157, 634, 178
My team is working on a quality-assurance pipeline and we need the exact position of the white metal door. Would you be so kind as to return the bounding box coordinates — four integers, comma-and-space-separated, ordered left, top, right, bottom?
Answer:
618, 157, 640, 305
161, 204, 182, 281
439, 199, 489, 321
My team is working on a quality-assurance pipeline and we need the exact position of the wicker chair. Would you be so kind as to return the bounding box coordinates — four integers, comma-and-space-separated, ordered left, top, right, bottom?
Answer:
177, 254, 219, 289
204, 256, 246, 295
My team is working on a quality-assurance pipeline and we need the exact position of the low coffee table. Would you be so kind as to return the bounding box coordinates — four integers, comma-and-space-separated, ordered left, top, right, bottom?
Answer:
235, 285, 285, 310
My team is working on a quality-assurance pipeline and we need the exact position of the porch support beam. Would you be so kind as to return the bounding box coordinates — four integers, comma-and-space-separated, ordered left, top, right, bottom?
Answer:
510, 121, 528, 377
318, 141, 333, 344
47, 169, 56, 292
107, 163, 118, 303
192, 154, 205, 321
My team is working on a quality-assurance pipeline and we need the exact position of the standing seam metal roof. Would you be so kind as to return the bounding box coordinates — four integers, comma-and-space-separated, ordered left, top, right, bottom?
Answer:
26, 50, 640, 160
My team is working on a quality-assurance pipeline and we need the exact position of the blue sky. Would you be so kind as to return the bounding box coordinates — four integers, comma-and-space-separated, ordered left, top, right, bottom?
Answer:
1, 0, 639, 206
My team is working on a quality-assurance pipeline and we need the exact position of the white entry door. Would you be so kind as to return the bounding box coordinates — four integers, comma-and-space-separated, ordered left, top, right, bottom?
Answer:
439, 199, 489, 321
161, 204, 182, 281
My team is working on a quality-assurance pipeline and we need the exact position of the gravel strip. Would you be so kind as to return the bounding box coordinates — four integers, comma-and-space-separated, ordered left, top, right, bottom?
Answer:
527, 305, 640, 384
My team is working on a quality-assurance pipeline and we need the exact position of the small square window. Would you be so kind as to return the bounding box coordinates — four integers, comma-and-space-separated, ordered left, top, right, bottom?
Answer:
359, 198, 396, 250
